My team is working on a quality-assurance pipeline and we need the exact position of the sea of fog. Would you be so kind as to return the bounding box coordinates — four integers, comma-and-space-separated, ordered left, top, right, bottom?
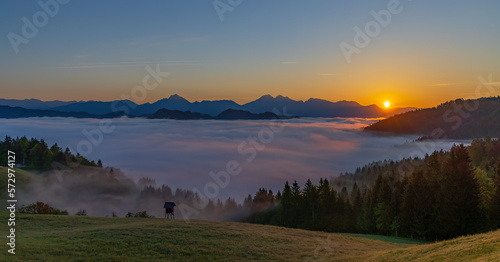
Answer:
0, 117, 470, 202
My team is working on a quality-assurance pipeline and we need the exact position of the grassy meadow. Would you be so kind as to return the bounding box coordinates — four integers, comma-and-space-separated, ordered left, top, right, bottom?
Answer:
368, 229, 500, 261
0, 166, 36, 198
0, 212, 498, 261
0, 212, 411, 261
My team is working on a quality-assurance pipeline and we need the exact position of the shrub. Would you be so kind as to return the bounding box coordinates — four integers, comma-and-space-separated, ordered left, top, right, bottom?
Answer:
19, 201, 68, 215
134, 211, 154, 218
75, 209, 87, 216
125, 211, 154, 218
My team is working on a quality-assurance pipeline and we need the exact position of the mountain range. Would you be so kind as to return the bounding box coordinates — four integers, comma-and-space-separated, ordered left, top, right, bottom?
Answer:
0, 105, 127, 119
0, 98, 77, 110
0, 95, 415, 118
0, 105, 292, 121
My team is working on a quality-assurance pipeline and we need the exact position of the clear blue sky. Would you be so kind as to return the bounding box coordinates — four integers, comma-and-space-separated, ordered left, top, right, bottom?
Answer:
1, 0, 500, 107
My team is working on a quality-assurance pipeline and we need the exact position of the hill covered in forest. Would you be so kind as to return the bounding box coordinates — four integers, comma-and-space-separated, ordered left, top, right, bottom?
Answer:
0, 136, 101, 170
249, 138, 500, 241
364, 97, 500, 139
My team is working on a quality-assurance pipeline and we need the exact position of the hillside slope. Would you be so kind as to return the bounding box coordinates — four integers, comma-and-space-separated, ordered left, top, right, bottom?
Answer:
0, 167, 37, 204
0, 213, 408, 261
1, 212, 499, 261
365, 97, 500, 139
368, 229, 500, 261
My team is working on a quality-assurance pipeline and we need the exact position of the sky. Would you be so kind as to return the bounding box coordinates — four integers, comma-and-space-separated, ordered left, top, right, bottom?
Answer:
1, 0, 500, 108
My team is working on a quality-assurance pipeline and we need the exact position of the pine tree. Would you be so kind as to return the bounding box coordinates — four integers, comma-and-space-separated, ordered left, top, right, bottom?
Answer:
436, 144, 483, 238
318, 178, 335, 231
490, 157, 500, 226
351, 182, 360, 204
302, 179, 318, 229
280, 181, 292, 226
290, 180, 301, 227
402, 170, 434, 239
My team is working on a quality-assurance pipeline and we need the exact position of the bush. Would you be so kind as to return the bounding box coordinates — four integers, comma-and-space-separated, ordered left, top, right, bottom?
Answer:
125, 211, 154, 218
19, 201, 68, 215
75, 209, 87, 216
134, 211, 154, 218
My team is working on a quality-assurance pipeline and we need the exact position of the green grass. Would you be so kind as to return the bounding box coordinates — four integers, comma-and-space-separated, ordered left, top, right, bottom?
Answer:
0, 167, 36, 188
0, 212, 498, 261
0, 167, 37, 203
0, 212, 405, 262
340, 233, 428, 245
367, 230, 500, 262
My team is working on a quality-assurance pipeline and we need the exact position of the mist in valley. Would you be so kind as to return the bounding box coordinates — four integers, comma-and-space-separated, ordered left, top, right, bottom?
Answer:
1, 117, 468, 219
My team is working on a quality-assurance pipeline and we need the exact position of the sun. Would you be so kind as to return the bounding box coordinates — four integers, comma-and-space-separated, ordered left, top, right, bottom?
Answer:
384, 101, 391, 108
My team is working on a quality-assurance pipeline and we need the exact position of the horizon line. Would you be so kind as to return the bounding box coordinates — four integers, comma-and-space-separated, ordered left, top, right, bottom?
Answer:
0, 94, 422, 109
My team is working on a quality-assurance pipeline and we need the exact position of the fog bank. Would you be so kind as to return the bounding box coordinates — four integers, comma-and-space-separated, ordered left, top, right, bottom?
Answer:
0, 117, 467, 203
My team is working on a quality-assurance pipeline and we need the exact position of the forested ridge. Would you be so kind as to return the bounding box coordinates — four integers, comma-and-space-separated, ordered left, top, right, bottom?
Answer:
0, 136, 101, 170
364, 96, 500, 139
248, 138, 500, 240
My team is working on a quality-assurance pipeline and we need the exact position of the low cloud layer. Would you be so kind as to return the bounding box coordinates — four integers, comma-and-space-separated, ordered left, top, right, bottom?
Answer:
0, 117, 468, 204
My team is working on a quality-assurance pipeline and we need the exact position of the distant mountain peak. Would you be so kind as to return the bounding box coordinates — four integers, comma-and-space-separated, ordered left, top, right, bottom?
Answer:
305, 98, 324, 103
258, 94, 274, 100
335, 100, 361, 107
168, 94, 189, 102
275, 95, 292, 100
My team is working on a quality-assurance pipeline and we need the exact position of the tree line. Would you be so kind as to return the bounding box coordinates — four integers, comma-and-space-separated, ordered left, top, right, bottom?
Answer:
0, 136, 101, 170
247, 139, 500, 240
